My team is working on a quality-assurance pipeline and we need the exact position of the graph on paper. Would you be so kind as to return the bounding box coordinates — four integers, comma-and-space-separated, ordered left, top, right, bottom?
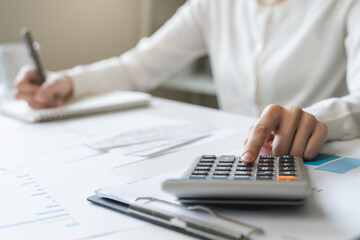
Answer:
0, 172, 79, 238
305, 153, 360, 174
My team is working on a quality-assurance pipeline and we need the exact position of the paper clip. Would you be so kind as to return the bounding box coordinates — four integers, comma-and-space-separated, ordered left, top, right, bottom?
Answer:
129, 197, 264, 240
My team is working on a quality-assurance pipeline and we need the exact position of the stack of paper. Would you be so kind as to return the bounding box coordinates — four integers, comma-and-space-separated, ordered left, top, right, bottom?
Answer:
85, 123, 215, 158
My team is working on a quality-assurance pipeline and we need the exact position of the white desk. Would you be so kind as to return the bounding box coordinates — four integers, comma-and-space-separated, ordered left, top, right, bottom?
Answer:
0, 97, 359, 240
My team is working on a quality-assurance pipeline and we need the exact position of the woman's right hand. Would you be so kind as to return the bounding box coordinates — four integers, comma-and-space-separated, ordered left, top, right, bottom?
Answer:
13, 66, 73, 109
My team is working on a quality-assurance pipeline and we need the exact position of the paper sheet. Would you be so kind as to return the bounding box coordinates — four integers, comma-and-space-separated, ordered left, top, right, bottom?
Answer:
0, 113, 186, 171
220, 166, 360, 240
98, 152, 360, 240
97, 169, 264, 239
96, 169, 184, 205
85, 123, 214, 151
87, 123, 243, 160
3, 145, 102, 171
108, 128, 243, 169
219, 150, 360, 239
0, 160, 146, 239
66, 112, 184, 138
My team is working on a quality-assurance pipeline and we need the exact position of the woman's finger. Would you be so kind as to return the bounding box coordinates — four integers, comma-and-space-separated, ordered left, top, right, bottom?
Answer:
289, 113, 317, 157
271, 106, 302, 156
303, 121, 328, 159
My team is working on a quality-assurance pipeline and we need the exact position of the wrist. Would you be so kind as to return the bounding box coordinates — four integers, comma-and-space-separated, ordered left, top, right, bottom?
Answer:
63, 74, 73, 99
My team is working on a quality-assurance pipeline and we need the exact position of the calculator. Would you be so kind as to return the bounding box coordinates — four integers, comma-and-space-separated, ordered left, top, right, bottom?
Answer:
162, 155, 311, 205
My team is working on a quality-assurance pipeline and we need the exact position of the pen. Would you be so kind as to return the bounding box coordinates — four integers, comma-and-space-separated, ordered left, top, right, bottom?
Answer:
20, 28, 55, 106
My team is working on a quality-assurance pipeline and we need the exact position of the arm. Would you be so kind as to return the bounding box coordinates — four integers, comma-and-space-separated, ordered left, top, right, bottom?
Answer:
242, 1, 360, 162
303, 0, 360, 141
66, 0, 208, 97
14, 0, 208, 108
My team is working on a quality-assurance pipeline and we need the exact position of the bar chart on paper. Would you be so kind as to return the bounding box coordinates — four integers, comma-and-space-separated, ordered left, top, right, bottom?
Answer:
0, 172, 79, 239
305, 153, 360, 174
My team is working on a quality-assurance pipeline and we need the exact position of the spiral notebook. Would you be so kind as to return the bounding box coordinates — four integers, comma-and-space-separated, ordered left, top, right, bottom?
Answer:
0, 91, 151, 122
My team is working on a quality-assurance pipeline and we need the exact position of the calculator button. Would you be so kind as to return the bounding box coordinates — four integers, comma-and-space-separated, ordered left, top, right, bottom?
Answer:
213, 171, 230, 175
257, 167, 274, 171
279, 167, 295, 171
278, 171, 296, 176
191, 171, 209, 175
256, 171, 274, 176
279, 155, 294, 159
189, 175, 207, 179
211, 175, 228, 179
259, 155, 274, 159
236, 167, 253, 171
201, 155, 216, 159
237, 162, 253, 166
215, 167, 232, 171
258, 159, 274, 163
199, 159, 215, 163
258, 163, 274, 167
256, 175, 273, 180
194, 166, 211, 171
217, 163, 233, 167
278, 159, 295, 163
278, 176, 296, 181
234, 171, 252, 175
278, 163, 295, 167
197, 162, 213, 166
233, 175, 251, 180
219, 155, 235, 162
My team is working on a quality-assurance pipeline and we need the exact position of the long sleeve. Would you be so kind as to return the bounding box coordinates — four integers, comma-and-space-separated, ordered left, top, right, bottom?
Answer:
304, 0, 360, 141
66, 0, 208, 97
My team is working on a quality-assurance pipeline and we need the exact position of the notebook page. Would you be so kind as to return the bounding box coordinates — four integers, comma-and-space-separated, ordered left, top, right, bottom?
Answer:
1, 91, 151, 122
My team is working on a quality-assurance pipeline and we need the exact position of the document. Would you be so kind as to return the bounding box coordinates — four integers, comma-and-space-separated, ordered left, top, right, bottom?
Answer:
0, 161, 146, 239
85, 123, 214, 151
221, 149, 360, 239
94, 169, 264, 240
3, 144, 101, 171
304, 153, 360, 174
86, 122, 242, 158
95, 163, 360, 240
66, 112, 184, 138
96, 169, 183, 204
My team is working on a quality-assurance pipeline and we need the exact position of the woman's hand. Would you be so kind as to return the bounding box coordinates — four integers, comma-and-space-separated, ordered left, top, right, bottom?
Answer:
242, 104, 328, 163
13, 66, 73, 109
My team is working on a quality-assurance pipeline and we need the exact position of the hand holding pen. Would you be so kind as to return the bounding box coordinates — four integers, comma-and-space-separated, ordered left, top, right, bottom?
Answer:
13, 28, 73, 109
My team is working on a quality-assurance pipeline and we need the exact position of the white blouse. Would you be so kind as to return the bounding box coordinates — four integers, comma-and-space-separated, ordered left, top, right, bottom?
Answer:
66, 0, 360, 141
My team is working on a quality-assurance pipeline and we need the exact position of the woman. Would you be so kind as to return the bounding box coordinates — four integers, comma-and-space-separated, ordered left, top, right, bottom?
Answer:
14, 0, 360, 163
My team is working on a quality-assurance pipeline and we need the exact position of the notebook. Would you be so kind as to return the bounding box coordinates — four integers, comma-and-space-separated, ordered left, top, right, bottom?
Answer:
0, 90, 151, 122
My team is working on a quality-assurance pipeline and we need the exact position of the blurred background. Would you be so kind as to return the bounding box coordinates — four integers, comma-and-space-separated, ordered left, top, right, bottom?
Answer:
0, 0, 217, 108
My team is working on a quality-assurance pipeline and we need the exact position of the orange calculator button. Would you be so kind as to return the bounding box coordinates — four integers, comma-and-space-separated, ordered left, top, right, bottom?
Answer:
278, 175, 296, 181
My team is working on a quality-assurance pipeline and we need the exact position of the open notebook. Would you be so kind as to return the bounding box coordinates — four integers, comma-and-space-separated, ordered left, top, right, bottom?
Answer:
0, 91, 151, 122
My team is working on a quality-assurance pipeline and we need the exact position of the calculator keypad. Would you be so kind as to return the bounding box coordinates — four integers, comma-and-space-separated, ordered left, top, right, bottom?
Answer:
189, 155, 299, 181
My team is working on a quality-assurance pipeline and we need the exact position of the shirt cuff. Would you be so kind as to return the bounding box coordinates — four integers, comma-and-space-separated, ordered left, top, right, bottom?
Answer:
64, 65, 95, 98
304, 102, 359, 142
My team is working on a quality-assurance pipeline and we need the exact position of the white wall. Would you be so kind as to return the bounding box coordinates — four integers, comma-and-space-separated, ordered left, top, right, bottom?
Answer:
0, 0, 185, 71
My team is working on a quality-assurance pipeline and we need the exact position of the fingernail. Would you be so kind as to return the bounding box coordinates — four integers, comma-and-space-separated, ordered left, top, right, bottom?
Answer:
242, 152, 254, 163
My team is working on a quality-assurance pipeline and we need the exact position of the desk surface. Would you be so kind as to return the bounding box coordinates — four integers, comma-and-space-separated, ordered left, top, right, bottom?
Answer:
0, 97, 359, 240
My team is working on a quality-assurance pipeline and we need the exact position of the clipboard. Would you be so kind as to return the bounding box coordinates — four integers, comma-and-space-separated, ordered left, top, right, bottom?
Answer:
87, 195, 264, 240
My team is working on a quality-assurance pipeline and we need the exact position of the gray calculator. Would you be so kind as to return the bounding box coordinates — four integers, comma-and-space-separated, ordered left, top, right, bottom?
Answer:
162, 155, 310, 205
